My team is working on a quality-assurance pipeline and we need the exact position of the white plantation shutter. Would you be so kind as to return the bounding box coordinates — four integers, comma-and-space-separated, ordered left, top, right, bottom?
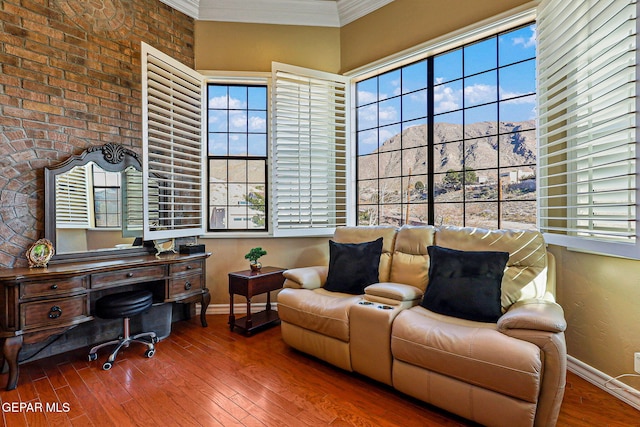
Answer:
121, 167, 143, 238
537, 0, 640, 258
55, 164, 91, 228
142, 43, 205, 240
272, 62, 349, 236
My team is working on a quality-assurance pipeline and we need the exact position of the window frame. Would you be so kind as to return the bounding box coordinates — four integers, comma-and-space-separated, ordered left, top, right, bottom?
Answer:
200, 73, 274, 238
205, 80, 270, 233
347, 8, 538, 230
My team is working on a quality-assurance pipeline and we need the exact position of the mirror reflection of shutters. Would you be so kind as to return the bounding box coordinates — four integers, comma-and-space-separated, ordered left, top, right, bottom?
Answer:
55, 165, 91, 228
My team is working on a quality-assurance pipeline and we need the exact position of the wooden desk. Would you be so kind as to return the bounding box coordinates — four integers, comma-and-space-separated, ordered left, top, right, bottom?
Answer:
228, 267, 285, 335
0, 252, 211, 390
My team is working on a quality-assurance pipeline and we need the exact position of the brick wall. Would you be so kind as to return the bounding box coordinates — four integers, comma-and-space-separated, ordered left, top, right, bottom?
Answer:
0, 0, 195, 267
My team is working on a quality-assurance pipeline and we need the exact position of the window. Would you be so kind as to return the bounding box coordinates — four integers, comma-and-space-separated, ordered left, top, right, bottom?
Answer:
355, 24, 537, 230
92, 165, 122, 228
538, 0, 639, 258
143, 43, 347, 238
207, 84, 268, 231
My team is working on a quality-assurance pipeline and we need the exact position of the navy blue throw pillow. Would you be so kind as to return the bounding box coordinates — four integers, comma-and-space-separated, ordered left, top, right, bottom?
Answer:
324, 238, 384, 295
421, 245, 509, 322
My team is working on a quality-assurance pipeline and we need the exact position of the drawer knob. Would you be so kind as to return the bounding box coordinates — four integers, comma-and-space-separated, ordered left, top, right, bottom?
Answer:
184, 281, 192, 290
48, 306, 63, 319
186, 265, 193, 270
126, 272, 134, 278
50, 284, 58, 290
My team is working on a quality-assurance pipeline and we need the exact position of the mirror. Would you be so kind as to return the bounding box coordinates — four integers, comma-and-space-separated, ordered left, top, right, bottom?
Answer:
45, 143, 154, 262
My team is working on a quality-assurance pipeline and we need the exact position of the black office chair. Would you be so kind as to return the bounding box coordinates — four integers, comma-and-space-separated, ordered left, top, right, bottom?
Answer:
88, 290, 158, 370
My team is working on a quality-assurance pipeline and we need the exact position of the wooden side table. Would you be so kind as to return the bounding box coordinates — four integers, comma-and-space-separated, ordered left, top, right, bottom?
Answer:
228, 266, 285, 335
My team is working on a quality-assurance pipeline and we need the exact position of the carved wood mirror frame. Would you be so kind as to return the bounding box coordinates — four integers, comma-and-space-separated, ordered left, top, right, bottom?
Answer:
44, 143, 154, 263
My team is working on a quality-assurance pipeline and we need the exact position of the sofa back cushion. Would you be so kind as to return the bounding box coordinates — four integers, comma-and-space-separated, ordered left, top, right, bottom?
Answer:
333, 226, 397, 282
434, 226, 548, 310
389, 225, 436, 291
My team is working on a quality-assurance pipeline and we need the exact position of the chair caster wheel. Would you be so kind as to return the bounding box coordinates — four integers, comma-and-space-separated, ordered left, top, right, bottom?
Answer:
152, 336, 159, 344
102, 361, 113, 370
88, 353, 97, 362
145, 349, 155, 358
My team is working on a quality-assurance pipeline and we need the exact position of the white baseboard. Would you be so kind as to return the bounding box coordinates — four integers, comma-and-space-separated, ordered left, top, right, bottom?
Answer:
567, 355, 640, 411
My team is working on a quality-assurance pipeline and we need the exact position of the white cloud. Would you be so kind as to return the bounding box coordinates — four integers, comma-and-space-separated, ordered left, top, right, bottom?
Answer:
358, 90, 377, 104
464, 83, 496, 105
379, 105, 398, 123
513, 26, 536, 49
358, 104, 378, 128
208, 95, 245, 109
229, 111, 246, 131
434, 83, 461, 114
248, 115, 266, 131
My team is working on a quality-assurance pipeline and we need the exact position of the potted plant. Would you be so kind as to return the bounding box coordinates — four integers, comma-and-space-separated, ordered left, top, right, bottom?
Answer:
245, 247, 267, 271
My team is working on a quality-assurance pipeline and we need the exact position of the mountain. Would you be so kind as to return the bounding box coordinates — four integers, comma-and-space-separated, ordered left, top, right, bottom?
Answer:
359, 120, 536, 183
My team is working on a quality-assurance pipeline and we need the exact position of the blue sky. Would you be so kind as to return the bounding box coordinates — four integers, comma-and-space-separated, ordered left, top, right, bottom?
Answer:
357, 25, 537, 155
207, 85, 268, 157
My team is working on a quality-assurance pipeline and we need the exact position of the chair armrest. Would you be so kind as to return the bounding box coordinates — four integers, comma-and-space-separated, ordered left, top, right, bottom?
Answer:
364, 282, 424, 307
498, 299, 567, 333
282, 266, 328, 290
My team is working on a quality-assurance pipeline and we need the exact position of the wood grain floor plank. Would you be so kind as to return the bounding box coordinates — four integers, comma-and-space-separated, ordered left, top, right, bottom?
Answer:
31, 377, 73, 426
1, 315, 638, 427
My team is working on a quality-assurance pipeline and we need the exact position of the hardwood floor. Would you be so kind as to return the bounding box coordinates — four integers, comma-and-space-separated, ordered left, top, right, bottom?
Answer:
0, 315, 638, 426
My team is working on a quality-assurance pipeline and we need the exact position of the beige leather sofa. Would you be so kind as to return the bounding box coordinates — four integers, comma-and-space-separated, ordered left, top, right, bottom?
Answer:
277, 225, 567, 427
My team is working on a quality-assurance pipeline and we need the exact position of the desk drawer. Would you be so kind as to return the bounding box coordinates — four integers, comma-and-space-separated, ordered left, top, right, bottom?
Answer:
169, 260, 203, 276
20, 276, 87, 300
91, 265, 166, 289
169, 274, 202, 299
21, 295, 89, 330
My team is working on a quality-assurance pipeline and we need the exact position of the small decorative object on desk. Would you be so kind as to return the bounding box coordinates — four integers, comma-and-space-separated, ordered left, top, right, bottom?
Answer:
154, 238, 176, 258
26, 238, 55, 268
245, 247, 267, 271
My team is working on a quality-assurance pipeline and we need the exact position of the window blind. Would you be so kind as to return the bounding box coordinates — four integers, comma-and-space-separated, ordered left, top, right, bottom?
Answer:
537, 0, 640, 258
55, 164, 91, 228
121, 168, 143, 238
141, 43, 205, 240
271, 62, 349, 236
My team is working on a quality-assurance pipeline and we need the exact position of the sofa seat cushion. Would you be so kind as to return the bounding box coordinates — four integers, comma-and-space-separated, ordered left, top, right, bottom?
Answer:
391, 306, 542, 403
277, 288, 361, 342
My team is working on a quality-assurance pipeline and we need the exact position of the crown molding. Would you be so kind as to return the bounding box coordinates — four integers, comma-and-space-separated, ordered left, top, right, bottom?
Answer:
198, 0, 339, 26
160, 0, 200, 19
337, 0, 394, 26
159, 0, 394, 27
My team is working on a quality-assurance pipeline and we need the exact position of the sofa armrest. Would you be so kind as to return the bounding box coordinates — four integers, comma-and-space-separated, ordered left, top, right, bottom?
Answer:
364, 282, 424, 308
282, 266, 328, 290
497, 299, 567, 427
498, 299, 567, 333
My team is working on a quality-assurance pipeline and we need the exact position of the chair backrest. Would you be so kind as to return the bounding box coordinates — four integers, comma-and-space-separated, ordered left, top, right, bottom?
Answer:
333, 226, 398, 282
388, 225, 436, 291
331, 225, 551, 309
434, 226, 549, 310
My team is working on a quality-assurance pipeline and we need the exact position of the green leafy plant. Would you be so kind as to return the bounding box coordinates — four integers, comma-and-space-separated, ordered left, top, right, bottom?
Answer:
244, 247, 267, 263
